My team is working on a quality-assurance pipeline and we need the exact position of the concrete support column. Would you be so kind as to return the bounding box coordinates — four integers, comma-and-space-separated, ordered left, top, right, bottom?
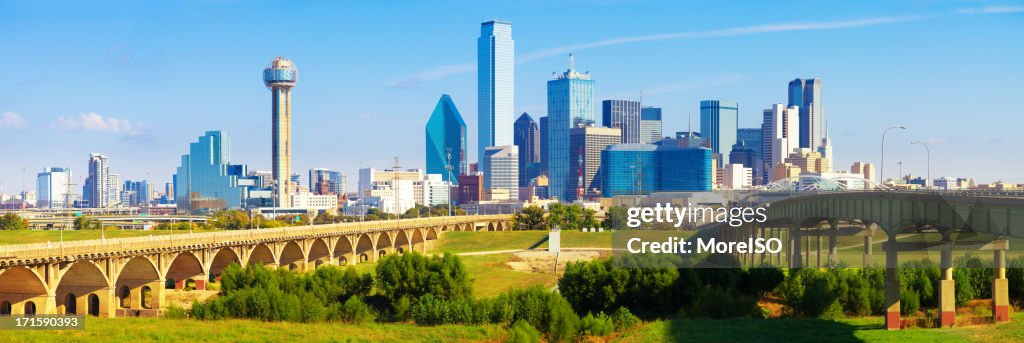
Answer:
863, 235, 874, 267
816, 234, 823, 269
805, 235, 811, 268
885, 244, 901, 330
792, 231, 802, 268
994, 249, 1010, 323
938, 248, 955, 327
828, 235, 837, 266
775, 228, 782, 266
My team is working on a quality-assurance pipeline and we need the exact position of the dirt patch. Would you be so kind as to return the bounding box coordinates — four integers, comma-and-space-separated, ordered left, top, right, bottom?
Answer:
164, 289, 219, 309
507, 250, 605, 274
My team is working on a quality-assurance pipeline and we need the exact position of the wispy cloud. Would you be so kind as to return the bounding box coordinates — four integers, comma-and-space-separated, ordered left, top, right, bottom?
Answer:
54, 112, 148, 139
1, 112, 26, 128
956, 5, 1024, 14
604, 73, 749, 99
389, 15, 925, 87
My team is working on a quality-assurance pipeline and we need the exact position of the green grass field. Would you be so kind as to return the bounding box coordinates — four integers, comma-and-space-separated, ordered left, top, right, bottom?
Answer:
0, 229, 215, 245
617, 312, 1024, 342
3, 317, 506, 343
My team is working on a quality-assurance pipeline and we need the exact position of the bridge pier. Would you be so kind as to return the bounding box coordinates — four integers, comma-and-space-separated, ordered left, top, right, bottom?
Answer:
885, 244, 900, 330
863, 235, 874, 267
791, 231, 803, 268
994, 249, 1010, 323
938, 248, 955, 327
816, 234, 822, 269
828, 235, 837, 266
804, 235, 811, 268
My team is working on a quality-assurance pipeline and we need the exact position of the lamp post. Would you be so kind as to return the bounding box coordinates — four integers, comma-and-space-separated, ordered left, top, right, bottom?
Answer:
911, 141, 931, 190
880, 125, 906, 184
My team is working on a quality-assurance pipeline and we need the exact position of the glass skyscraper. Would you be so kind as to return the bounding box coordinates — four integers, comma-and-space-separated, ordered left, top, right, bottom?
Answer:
601, 144, 712, 196
36, 167, 72, 209
640, 106, 663, 144
699, 100, 738, 165
478, 20, 515, 165
175, 131, 247, 211
425, 94, 467, 184
602, 100, 641, 143
84, 153, 111, 208
482, 145, 519, 200
547, 54, 595, 201
788, 78, 823, 150
514, 112, 540, 187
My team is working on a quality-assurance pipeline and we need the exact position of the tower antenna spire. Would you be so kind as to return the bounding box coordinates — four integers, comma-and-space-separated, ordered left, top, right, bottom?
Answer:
569, 53, 575, 70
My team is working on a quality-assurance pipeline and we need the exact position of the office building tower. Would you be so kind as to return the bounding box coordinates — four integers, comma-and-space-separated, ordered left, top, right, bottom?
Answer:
175, 131, 248, 211
817, 127, 833, 172
539, 116, 549, 176
426, 94, 468, 183
737, 128, 762, 161
482, 145, 519, 200
640, 107, 663, 144
122, 180, 151, 207
309, 168, 344, 195
84, 153, 111, 208
456, 174, 484, 205
851, 162, 877, 184
601, 144, 713, 197
514, 112, 540, 187
36, 167, 72, 209
568, 126, 621, 201
761, 104, 799, 183
263, 57, 298, 208
722, 164, 753, 190
788, 78, 824, 149
357, 168, 423, 197
699, 100, 738, 165
108, 173, 121, 207
547, 54, 594, 201
478, 20, 515, 165
602, 100, 641, 143
414, 174, 451, 207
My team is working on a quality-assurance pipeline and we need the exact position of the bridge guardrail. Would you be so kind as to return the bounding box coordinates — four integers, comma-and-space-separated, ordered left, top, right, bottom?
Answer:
0, 215, 513, 262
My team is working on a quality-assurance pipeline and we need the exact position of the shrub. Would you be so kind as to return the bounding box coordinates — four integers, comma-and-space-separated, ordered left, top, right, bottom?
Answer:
688, 286, 757, 319
163, 303, 188, 319
506, 320, 541, 343
578, 312, 614, 338
337, 296, 376, 324
611, 307, 640, 330
376, 252, 472, 304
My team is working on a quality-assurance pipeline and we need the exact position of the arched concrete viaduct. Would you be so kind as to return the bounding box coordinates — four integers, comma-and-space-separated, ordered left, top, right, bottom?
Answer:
0, 215, 513, 317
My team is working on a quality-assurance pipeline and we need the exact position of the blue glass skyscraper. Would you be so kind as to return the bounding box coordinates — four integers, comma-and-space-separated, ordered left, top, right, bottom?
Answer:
426, 94, 467, 184
478, 20, 515, 165
547, 54, 594, 201
601, 144, 712, 196
699, 100, 738, 165
788, 78, 823, 150
175, 131, 247, 211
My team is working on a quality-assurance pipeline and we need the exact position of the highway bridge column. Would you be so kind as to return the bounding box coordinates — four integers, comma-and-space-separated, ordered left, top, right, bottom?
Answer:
884, 242, 901, 330
805, 235, 811, 268
828, 235, 837, 266
994, 248, 1010, 322
938, 247, 955, 327
790, 230, 801, 268
863, 235, 874, 267
816, 233, 822, 269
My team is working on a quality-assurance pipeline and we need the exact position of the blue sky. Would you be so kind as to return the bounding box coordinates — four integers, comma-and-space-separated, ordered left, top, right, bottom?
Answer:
1, 0, 1022, 195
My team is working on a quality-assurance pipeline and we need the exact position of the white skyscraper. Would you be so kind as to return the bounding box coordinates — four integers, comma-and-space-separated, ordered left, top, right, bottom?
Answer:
483, 145, 519, 201
85, 153, 110, 208
478, 20, 515, 166
36, 167, 72, 209
761, 104, 799, 181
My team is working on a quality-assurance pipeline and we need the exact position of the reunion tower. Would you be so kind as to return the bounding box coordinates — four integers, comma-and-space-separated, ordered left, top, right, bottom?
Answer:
263, 57, 297, 207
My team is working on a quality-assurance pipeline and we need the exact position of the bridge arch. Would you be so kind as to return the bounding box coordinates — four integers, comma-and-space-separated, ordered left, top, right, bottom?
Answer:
209, 248, 242, 281
487, 222, 495, 231
115, 256, 161, 311
394, 231, 411, 254
248, 244, 276, 267
355, 233, 375, 263
411, 229, 425, 253
334, 236, 354, 266
279, 241, 305, 271
55, 261, 110, 316
166, 251, 206, 291
0, 267, 48, 315
307, 238, 331, 269
376, 233, 394, 259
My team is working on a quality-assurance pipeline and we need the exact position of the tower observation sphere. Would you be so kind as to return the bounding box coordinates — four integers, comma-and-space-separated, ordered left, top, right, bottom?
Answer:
264, 57, 297, 208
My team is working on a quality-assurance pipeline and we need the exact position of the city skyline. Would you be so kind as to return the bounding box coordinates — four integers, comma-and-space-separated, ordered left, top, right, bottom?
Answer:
1, 1, 1023, 195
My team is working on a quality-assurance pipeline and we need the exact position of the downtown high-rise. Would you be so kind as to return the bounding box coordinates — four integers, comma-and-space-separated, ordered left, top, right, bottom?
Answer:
547, 54, 594, 201
36, 167, 72, 209
425, 94, 467, 184
699, 100, 738, 165
478, 20, 515, 165
788, 78, 823, 150
263, 57, 298, 207
640, 107, 663, 144
175, 131, 248, 211
514, 112, 540, 187
602, 100, 641, 144
84, 153, 110, 208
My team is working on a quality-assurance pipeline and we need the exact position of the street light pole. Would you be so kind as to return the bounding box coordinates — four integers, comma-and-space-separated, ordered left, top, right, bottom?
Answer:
911, 141, 931, 190
880, 125, 906, 184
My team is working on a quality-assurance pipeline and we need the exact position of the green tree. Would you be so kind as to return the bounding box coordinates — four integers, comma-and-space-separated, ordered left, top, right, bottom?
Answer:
601, 206, 628, 230
0, 213, 28, 230
73, 215, 100, 230
375, 252, 472, 303
210, 210, 250, 230
514, 206, 547, 230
